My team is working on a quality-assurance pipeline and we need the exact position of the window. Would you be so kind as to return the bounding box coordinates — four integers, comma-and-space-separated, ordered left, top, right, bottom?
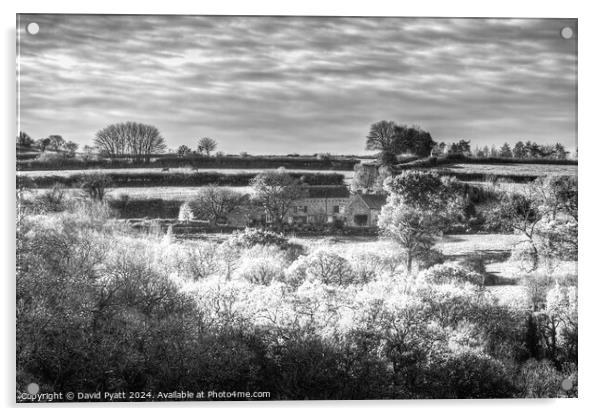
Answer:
333, 205, 340, 214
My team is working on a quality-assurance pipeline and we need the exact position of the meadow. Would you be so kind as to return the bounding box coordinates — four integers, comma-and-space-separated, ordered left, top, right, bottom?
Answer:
436, 163, 577, 177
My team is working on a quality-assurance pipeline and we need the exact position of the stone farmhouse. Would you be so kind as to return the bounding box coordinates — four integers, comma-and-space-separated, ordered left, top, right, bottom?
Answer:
285, 186, 350, 225
178, 185, 389, 229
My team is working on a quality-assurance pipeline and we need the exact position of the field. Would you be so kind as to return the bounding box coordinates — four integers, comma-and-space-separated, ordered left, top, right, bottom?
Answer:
437, 163, 577, 177
16, 167, 355, 179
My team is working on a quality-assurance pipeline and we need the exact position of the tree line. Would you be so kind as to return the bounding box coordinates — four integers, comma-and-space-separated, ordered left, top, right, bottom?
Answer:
365, 120, 574, 165
17, 131, 79, 155
17, 122, 220, 163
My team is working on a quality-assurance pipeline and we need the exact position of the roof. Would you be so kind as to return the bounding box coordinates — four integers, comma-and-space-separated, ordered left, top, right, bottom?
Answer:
302, 185, 350, 199
357, 193, 388, 209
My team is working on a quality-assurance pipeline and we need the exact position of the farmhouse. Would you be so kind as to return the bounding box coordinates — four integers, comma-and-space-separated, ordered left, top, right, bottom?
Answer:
344, 193, 388, 227
285, 185, 350, 225
178, 185, 389, 229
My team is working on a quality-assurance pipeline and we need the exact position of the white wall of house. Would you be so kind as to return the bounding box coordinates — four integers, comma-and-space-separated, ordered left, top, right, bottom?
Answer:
286, 197, 349, 224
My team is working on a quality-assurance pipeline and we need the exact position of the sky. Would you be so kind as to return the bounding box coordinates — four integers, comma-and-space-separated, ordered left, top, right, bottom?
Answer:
17, 15, 577, 155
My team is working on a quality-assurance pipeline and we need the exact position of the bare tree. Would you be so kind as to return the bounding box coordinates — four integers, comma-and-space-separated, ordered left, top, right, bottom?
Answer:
197, 137, 217, 156
94, 122, 166, 162
189, 185, 246, 225
251, 168, 303, 229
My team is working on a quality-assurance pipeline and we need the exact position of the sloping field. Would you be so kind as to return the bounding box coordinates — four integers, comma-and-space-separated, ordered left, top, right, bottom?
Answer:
16, 167, 355, 178
438, 163, 577, 177
24, 186, 253, 201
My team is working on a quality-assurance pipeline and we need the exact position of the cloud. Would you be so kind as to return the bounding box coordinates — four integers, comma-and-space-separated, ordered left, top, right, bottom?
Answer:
17, 15, 577, 154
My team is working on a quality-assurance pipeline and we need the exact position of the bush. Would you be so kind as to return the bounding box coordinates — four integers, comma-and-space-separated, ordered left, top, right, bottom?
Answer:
235, 245, 288, 285
29, 184, 69, 213
167, 241, 220, 281
293, 250, 355, 286
80, 173, 112, 201
420, 263, 485, 286
228, 228, 289, 249
110, 198, 182, 219
427, 351, 517, 398
515, 359, 566, 398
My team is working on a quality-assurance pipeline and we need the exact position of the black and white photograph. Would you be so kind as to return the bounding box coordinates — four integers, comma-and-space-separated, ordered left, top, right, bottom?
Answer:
15, 13, 578, 402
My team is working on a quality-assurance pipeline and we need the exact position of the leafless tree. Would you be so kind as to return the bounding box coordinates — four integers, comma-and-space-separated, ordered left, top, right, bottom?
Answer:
198, 137, 217, 156
94, 122, 166, 162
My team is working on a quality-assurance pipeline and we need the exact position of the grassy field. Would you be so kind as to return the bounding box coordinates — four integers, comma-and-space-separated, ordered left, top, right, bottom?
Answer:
17, 167, 355, 180
24, 186, 254, 201
437, 163, 577, 177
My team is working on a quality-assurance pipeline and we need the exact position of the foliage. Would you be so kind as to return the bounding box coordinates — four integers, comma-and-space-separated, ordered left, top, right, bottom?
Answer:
189, 185, 247, 225
378, 171, 463, 271
235, 245, 288, 285
366, 121, 435, 161
292, 250, 355, 286
228, 228, 290, 249
419, 263, 484, 286
80, 173, 112, 202
17, 131, 34, 147
16, 200, 577, 399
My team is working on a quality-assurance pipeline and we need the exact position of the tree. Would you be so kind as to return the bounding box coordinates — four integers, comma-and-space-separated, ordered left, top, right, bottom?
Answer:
365, 120, 397, 155
48, 135, 65, 151
80, 173, 112, 202
198, 137, 217, 156
94, 122, 166, 162
177, 145, 192, 157
351, 163, 390, 194
36, 138, 51, 152
448, 140, 471, 156
189, 185, 246, 225
513, 141, 527, 159
17, 131, 34, 147
378, 171, 461, 271
482, 145, 490, 158
499, 142, 513, 158
495, 189, 545, 269
553, 143, 568, 160
64, 141, 79, 156
392, 124, 436, 157
524, 141, 542, 158
250, 168, 303, 230
366, 121, 436, 162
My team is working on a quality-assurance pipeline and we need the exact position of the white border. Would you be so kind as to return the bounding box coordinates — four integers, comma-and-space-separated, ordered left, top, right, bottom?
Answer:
2, 1, 600, 415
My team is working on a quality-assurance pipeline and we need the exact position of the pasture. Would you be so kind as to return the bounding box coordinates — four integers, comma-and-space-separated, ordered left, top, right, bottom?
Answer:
436, 163, 577, 177
17, 167, 355, 180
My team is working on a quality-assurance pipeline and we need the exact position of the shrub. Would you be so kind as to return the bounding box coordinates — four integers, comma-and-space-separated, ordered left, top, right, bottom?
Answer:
298, 250, 355, 286
166, 241, 220, 281
515, 359, 565, 398
80, 173, 112, 201
31, 184, 69, 213
427, 351, 517, 398
348, 250, 405, 282
235, 245, 288, 285
420, 263, 485, 286
228, 228, 289, 249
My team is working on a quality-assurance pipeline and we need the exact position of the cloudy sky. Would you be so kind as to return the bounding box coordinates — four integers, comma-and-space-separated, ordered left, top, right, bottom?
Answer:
17, 15, 577, 154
